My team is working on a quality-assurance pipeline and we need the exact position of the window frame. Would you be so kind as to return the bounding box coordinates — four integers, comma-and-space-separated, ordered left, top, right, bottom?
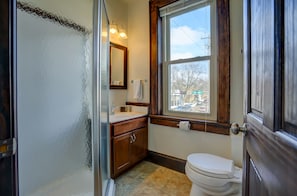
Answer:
149, 0, 230, 135
161, 1, 217, 120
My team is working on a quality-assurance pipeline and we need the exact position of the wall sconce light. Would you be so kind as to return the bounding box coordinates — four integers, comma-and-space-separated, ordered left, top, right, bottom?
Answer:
110, 23, 118, 34
119, 28, 128, 39
109, 22, 128, 39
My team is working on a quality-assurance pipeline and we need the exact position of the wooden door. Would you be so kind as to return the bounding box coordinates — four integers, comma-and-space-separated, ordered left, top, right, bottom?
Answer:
0, 0, 17, 195
131, 127, 148, 164
243, 0, 297, 195
112, 132, 131, 178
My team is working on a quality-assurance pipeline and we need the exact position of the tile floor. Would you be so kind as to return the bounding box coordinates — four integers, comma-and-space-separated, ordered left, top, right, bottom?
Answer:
115, 161, 191, 196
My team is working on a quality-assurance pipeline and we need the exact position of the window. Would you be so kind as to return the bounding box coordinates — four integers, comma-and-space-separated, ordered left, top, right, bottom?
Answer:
160, 0, 217, 120
150, 0, 230, 135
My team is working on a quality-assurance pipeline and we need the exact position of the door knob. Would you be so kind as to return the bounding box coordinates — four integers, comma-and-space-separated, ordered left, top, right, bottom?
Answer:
230, 123, 248, 135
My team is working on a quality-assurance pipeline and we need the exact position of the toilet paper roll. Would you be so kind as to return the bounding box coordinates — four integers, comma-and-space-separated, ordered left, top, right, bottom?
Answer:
179, 121, 190, 131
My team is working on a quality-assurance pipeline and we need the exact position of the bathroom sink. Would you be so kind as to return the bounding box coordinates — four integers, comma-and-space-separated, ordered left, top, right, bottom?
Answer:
113, 112, 136, 117
110, 111, 147, 123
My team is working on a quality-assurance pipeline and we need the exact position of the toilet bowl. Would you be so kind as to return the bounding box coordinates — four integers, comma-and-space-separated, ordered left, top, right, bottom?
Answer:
185, 153, 242, 196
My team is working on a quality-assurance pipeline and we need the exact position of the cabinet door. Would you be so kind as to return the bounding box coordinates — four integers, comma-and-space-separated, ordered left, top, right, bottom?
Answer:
113, 132, 132, 177
131, 127, 148, 164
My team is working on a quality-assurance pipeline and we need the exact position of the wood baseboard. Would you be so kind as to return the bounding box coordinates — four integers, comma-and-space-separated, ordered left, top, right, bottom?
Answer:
146, 151, 186, 173
126, 102, 150, 107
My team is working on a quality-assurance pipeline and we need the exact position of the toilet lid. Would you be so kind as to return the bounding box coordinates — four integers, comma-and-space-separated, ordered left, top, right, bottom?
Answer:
187, 153, 234, 179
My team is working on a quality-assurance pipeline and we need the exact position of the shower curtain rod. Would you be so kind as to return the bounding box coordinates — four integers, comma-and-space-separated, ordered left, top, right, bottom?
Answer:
17, 2, 90, 34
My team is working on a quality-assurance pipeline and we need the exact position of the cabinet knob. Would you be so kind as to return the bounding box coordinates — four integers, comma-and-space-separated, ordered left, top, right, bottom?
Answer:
130, 135, 133, 143
133, 133, 136, 142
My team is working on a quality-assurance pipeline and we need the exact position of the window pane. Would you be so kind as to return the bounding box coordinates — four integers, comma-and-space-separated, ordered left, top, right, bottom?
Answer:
170, 5, 210, 60
168, 60, 210, 113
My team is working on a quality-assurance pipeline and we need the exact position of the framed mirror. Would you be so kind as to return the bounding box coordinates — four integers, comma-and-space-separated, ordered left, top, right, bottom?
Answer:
110, 42, 127, 89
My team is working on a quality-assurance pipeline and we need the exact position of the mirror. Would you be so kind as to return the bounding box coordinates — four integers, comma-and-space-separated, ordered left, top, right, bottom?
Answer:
110, 42, 127, 89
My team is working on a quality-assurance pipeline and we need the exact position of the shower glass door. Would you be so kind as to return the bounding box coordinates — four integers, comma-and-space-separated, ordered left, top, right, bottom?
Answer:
99, 2, 110, 195
16, 0, 110, 195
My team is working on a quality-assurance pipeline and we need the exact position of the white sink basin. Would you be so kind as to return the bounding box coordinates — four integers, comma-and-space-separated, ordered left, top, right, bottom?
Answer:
112, 112, 136, 117
110, 112, 147, 123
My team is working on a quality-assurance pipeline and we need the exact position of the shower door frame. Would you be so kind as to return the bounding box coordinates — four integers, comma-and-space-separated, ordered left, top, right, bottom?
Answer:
0, 0, 18, 195
95, 0, 113, 195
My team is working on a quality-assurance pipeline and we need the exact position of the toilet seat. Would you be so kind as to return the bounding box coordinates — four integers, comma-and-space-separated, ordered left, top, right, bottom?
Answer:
186, 162, 242, 186
187, 153, 235, 179
185, 153, 242, 196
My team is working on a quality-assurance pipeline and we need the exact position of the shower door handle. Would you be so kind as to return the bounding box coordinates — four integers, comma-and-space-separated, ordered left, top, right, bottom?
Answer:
0, 138, 16, 159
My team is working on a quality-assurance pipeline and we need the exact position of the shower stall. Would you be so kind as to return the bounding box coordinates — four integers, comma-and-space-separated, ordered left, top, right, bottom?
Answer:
15, 0, 111, 195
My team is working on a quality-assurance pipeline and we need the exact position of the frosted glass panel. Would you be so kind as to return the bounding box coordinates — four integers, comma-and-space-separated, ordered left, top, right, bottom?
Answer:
17, 1, 96, 195
100, 2, 110, 194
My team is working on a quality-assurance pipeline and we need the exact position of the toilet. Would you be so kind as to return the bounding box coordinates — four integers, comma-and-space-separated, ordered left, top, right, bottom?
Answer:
185, 153, 242, 196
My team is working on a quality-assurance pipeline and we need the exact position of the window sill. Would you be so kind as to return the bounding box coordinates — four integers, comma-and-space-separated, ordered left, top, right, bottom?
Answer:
149, 115, 230, 135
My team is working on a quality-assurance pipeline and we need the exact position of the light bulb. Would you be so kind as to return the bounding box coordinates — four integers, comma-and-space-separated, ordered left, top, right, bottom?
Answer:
110, 24, 118, 34
119, 29, 128, 39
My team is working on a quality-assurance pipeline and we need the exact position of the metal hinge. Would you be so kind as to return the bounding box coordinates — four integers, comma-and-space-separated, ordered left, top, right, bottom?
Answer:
0, 138, 16, 159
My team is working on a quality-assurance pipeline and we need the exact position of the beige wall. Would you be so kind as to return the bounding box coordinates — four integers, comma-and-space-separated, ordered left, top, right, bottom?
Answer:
106, 0, 128, 46
126, 0, 150, 103
229, 0, 244, 167
113, 0, 244, 167
106, 0, 129, 107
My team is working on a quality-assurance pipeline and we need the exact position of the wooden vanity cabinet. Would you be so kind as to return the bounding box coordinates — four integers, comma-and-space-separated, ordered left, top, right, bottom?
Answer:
110, 117, 148, 178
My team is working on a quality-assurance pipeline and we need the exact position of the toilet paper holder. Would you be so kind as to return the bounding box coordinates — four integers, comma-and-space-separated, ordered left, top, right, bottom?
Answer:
177, 121, 191, 131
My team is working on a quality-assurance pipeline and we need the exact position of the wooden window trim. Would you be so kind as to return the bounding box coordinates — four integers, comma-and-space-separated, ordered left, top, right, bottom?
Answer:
149, 0, 230, 135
